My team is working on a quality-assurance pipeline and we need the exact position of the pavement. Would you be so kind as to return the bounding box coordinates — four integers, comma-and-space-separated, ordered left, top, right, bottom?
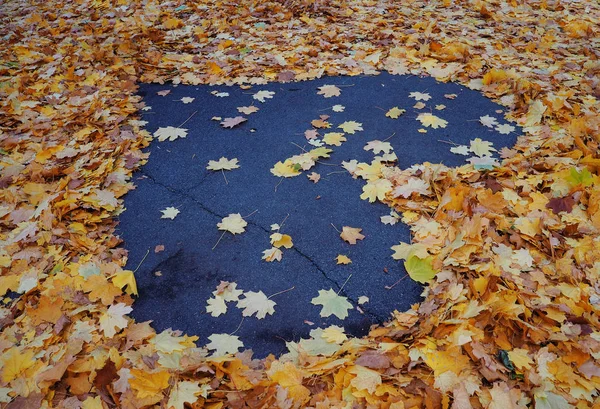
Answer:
117, 72, 518, 357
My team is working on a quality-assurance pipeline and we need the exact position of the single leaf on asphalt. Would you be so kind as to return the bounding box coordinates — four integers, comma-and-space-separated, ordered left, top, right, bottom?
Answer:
338, 121, 363, 134
206, 296, 227, 317
237, 291, 276, 319
479, 115, 498, 128
253, 90, 275, 102
416, 113, 448, 129
386, 107, 406, 119
237, 105, 259, 115
271, 160, 302, 178
404, 255, 438, 283
207, 157, 240, 171
206, 334, 244, 356
153, 126, 188, 142
180, 97, 194, 104
450, 145, 470, 155
340, 226, 365, 244
496, 123, 515, 134
469, 138, 496, 157
262, 247, 283, 262
214, 281, 243, 301
336, 255, 352, 265
270, 233, 293, 248
323, 132, 346, 146
307, 172, 321, 183
311, 289, 353, 319
409, 91, 432, 101
161, 207, 180, 219
317, 84, 341, 98
217, 213, 247, 234
332, 104, 345, 112
364, 140, 393, 154
357, 296, 369, 305
220, 116, 247, 128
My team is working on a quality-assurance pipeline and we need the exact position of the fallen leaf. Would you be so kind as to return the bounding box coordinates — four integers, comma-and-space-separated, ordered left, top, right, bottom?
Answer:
340, 226, 365, 244
409, 91, 432, 101
153, 126, 188, 142
206, 334, 244, 356
336, 255, 352, 265
161, 207, 180, 219
317, 84, 341, 98
417, 113, 448, 129
207, 157, 240, 171
311, 289, 353, 319
338, 121, 363, 134
220, 116, 247, 128
237, 291, 276, 319
386, 107, 406, 119
253, 90, 275, 102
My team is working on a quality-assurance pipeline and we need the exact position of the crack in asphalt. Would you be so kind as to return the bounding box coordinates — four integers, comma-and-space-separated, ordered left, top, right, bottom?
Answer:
134, 170, 386, 322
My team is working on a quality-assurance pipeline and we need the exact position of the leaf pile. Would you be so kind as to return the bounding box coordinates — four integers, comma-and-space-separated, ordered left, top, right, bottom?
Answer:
1, 0, 600, 408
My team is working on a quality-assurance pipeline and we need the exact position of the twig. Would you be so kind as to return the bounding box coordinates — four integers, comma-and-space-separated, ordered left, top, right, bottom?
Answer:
268, 286, 295, 299
178, 110, 198, 128
133, 249, 150, 273
385, 273, 409, 290
337, 274, 352, 295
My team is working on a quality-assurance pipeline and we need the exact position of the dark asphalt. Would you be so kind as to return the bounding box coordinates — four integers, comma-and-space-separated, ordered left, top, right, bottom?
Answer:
117, 73, 518, 357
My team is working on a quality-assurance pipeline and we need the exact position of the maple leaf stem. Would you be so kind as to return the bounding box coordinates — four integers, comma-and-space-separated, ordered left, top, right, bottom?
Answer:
330, 223, 341, 233
133, 249, 150, 273
242, 209, 258, 219
274, 177, 284, 192
267, 286, 295, 299
229, 317, 244, 336
437, 139, 459, 145
291, 142, 308, 153
178, 110, 198, 128
382, 132, 396, 142
279, 213, 290, 230
385, 273, 409, 290
212, 231, 226, 251
337, 274, 352, 295
373, 106, 387, 111
221, 169, 228, 184
326, 170, 347, 176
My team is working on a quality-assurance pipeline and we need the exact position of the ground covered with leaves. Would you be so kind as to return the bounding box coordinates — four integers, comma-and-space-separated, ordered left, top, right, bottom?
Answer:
1, 0, 599, 408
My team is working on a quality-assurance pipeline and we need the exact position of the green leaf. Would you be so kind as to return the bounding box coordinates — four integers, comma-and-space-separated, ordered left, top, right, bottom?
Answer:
566, 167, 593, 187
404, 255, 438, 283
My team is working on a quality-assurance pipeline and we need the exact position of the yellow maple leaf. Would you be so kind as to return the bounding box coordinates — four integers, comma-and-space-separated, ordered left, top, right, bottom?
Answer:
323, 132, 346, 146
321, 325, 348, 344
507, 348, 533, 370
338, 121, 363, 134
129, 369, 171, 399
270, 233, 293, 248
271, 160, 301, 177
360, 179, 393, 202
111, 270, 138, 295
340, 226, 365, 244
349, 365, 382, 394
385, 107, 406, 119
336, 254, 352, 265
1, 347, 36, 383
217, 213, 247, 234
268, 361, 310, 403
416, 112, 448, 129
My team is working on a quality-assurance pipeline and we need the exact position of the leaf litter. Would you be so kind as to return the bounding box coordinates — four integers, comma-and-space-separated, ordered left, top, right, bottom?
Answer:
1, 0, 600, 408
